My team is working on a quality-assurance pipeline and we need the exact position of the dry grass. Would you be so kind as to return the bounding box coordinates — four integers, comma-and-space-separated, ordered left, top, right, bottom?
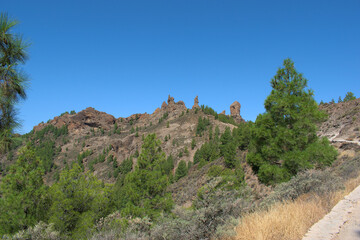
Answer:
232, 174, 360, 240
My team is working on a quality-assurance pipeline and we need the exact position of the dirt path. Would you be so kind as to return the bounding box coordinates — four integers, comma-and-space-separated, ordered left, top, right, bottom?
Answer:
328, 129, 360, 146
302, 184, 360, 240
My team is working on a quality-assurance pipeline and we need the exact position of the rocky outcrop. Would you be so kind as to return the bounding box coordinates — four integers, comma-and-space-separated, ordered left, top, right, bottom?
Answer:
220, 110, 226, 115
153, 107, 161, 114
230, 101, 245, 123
159, 95, 187, 113
318, 98, 360, 144
33, 107, 117, 133
168, 95, 175, 106
192, 96, 200, 109
230, 101, 240, 117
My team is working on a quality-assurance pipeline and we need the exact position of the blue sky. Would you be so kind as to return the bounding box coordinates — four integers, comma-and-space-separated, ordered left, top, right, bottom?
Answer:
2, 0, 359, 133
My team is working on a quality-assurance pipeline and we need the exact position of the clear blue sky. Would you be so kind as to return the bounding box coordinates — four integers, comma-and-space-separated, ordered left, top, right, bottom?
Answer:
2, 0, 359, 134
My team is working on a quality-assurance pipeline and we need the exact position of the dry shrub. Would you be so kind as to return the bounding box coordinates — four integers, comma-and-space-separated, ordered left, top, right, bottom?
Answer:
264, 169, 343, 205
233, 170, 360, 240
3, 222, 62, 240
234, 196, 327, 240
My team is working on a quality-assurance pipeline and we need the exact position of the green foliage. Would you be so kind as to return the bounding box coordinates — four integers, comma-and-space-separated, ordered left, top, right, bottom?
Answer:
175, 160, 188, 181
49, 164, 112, 238
34, 140, 56, 173
77, 149, 92, 171
118, 157, 133, 175
0, 13, 29, 153
207, 165, 224, 178
184, 146, 189, 156
191, 138, 196, 150
113, 123, 121, 134
33, 124, 68, 140
193, 141, 220, 165
247, 58, 336, 185
178, 150, 183, 158
266, 169, 343, 204
0, 145, 49, 235
343, 91, 356, 102
200, 105, 237, 125
196, 116, 211, 136
113, 134, 173, 219
158, 112, 169, 123
201, 105, 217, 116
187, 161, 193, 170
217, 114, 237, 125
220, 127, 237, 168
232, 122, 252, 150
159, 155, 174, 176
338, 96, 343, 103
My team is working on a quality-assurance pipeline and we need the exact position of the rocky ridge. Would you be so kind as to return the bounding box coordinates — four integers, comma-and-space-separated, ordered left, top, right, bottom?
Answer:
27, 95, 244, 184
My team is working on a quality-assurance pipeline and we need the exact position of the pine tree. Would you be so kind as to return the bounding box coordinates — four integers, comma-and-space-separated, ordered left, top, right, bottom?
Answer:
175, 160, 188, 181
343, 92, 356, 102
49, 163, 111, 238
220, 127, 236, 168
115, 134, 173, 219
0, 145, 49, 235
0, 13, 29, 153
247, 58, 337, 184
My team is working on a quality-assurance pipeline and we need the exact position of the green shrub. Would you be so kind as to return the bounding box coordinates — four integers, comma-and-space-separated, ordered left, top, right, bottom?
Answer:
191, 139, 196, 150
208, 165, 224, 177
196, 117, 211, 136
175, 160, 188, 181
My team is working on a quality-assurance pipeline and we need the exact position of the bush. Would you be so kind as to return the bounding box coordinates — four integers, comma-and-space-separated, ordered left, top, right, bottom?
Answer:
196, 117, 211, 136
207, 165, 224, 178
266, 169, 343, 203
191, 139, 196, 150
175, 160, 188, 181
334, 156, 360, 181
4, 222, 62, 240
193, 141, 220, 164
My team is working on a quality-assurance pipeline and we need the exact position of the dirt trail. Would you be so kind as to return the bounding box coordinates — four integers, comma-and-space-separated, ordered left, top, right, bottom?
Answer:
329, 130, 360, 146
302, 184, 360, 240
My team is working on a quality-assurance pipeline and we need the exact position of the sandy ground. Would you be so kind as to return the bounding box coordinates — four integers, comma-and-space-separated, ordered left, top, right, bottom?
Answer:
302, 185, 360, 240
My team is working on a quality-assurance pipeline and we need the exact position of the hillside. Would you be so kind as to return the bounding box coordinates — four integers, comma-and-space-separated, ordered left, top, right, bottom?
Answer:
1, 96, 360, 239
0, 95, 243, 185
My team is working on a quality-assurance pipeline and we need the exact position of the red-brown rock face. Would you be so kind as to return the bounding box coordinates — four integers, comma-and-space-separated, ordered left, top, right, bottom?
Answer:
230, 101, 245, 123
192, 96, 200, 109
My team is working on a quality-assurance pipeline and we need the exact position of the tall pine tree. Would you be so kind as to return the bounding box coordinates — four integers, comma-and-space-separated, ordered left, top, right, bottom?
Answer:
247, 59, 337, 185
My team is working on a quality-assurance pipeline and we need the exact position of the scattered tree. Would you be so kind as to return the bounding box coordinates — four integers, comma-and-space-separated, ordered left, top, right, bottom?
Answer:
343, 92, 356, 102
175, 160, 188, 181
